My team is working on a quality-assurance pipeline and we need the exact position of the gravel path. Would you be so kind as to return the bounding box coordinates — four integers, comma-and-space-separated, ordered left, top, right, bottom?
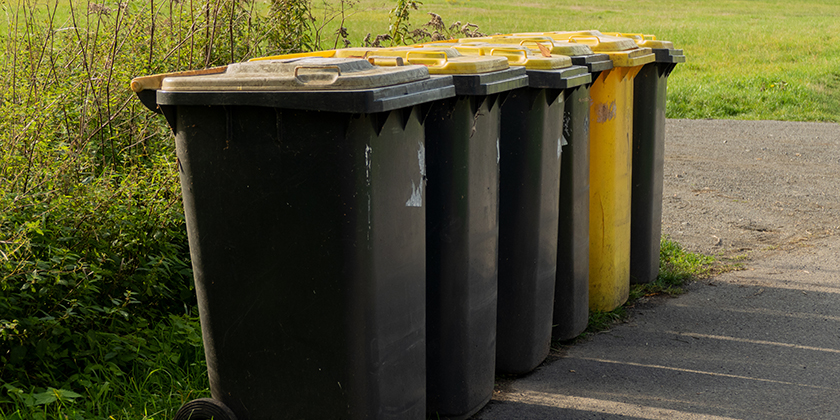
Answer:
662, 119, 840, 258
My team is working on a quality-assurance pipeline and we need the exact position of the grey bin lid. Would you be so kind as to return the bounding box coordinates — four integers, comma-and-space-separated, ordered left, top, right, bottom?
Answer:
524, 65, 592, 90
155, 57, 456, 114
161, 57, 431, 91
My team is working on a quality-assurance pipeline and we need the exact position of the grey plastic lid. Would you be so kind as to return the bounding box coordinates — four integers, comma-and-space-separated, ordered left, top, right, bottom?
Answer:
160, 57, 431, 91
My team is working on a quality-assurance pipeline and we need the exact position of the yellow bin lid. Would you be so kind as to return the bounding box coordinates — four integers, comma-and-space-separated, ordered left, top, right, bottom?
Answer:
428, 43, 573, 70
249, 47, 510, 75
460, 35, 595, 57
603, 32, 676, 50
525, 31, 654, 67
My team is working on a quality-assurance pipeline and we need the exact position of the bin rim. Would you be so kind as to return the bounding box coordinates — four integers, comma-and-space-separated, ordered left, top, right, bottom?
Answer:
154, 74, 457, 114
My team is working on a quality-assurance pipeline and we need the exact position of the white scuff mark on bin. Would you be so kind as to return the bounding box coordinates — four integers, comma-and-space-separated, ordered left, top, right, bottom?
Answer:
406, 141, 425, 207
406, 181, 423, 207
496, 137, 500, 164
417, 141, 426, 177
557, 137, 563, 160
365, 145, 372, 183
366, 145, 372, 242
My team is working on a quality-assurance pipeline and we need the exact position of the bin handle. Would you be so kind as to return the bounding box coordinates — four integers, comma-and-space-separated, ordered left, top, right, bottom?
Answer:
517, 39, 554, 57
453, 45, 487, 56
293, 65, 341, 85
568, 35, 601, 46
405, 50, 449, 67
605, 32, 649, 41
516, 37, 554, 45
489, 48, 528, 64
367, 56, 405, 67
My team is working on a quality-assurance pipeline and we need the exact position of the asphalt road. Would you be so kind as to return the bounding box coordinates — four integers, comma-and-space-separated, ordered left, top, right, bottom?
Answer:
474, 119, 840, 420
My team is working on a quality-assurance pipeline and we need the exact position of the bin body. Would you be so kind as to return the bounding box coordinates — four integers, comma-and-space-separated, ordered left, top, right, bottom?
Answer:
425, 95, 499, 419
177, 106, 426, 420
552, 53, 611, 341
587, 65, 642, 312
496, 85, 564, 374
422, 65, 528, 420
630, 47, 685, 284
149, 58, 455, 420
553, 82, 591, 340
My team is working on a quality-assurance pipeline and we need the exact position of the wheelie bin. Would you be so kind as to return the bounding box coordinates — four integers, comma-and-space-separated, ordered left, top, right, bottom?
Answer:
367, 48, 528, 420
130, 57, 455, 420
183, 47, 528, 419
494, 34, 613, 339
525, 31, 655, 312
406, 50, 526, 420
605, 33, 686, 284
435, 43, 592, 373
547, 41, 611, 340
308, 46, 530, 420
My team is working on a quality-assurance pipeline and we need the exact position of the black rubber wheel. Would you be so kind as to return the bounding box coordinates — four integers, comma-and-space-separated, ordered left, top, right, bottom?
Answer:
174, 398, 238, 420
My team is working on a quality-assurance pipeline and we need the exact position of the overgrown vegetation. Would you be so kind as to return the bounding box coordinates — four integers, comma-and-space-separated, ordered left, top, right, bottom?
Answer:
0, 0, 248, 416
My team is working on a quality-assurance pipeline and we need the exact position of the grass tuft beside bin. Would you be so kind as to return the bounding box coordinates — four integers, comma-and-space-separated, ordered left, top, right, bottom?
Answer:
582, 237, 736, 336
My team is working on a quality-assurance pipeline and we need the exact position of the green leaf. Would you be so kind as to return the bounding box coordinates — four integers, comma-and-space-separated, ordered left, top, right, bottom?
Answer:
32, 390, 57, 406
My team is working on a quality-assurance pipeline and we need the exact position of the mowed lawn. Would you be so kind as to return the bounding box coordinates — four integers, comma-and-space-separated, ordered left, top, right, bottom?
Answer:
4, 0, 839, 121
328, 0, 840, 122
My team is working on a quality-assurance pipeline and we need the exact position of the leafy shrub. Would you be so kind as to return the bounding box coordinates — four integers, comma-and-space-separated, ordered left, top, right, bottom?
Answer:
0, 0, 311, 414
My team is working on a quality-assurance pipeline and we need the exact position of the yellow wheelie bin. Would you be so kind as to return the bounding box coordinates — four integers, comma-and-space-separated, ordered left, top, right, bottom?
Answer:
604, 33, 686, 285
525, 31, 655, 312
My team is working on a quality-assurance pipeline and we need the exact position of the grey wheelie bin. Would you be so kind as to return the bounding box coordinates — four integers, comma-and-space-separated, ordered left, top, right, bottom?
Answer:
130, 57, 455, 420
606, 33, 685, 284
328, 46, 529, 420
370, 50, 528, 420
440, 44, 591, 374
240, 46, 529, 419
461, 34, 612, 340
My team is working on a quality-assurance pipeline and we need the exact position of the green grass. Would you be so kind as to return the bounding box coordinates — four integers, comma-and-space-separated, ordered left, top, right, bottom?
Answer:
6, 0, 840, 122
0, 315, 210, 420
326, 0, 840, 122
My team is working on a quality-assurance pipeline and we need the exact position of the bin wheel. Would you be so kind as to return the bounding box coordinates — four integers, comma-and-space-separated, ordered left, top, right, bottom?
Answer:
174, 398, 238, 420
